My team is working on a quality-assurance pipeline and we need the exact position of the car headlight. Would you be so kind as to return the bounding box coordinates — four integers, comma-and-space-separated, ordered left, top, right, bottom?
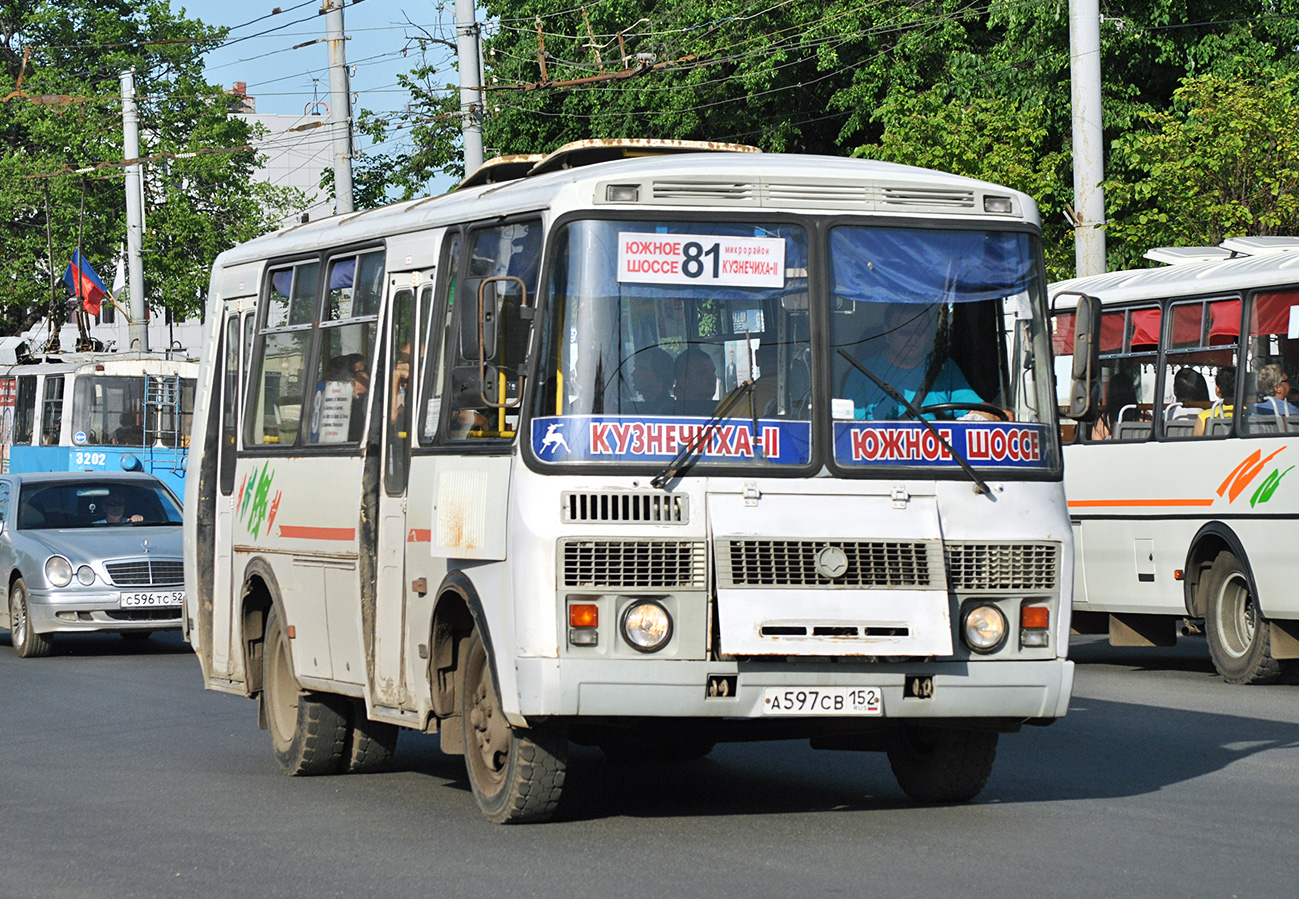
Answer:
45, 555, 74, 588
77, 565, 97, 586
963, 604, 1007, 653
621, 600, 672, 652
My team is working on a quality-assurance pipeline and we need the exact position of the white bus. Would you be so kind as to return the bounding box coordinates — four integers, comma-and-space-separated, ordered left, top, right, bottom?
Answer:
0, 352, 197, 498
185, 139, 1079, 823
1052, 237, 1299, 684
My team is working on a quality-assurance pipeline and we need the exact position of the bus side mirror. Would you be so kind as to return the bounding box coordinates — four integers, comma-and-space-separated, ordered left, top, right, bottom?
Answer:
1065, 292, 1102, 421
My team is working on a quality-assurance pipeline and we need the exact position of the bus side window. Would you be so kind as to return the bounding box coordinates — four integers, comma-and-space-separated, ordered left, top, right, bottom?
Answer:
445, 220, 540, 440
421, 232, 461, 445
384, 287, 415, 495
1241, 290, 1299, 436
246, 262, 319, 447
1162, 297, 1241, 439
219, 315, 241, 495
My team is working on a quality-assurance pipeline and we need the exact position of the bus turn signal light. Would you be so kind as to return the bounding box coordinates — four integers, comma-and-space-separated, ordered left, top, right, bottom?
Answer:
569, 604, 599, 628
1021, 606, 1049, 630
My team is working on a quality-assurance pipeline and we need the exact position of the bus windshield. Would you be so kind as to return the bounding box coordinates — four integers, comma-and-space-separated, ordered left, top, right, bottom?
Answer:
531, 219, 1057, 475
531, 219, 813, 470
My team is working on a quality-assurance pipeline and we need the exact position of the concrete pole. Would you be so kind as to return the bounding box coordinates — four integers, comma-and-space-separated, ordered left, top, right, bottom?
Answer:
455, 0, 484, 175
324, 0, 354, 214
1069, 0, 1106, 277
121, 69, 149, 352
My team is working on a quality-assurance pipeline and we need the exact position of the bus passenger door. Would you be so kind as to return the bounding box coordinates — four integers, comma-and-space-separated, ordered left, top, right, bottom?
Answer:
212, 311, 248, 678
372, 277, 429, 710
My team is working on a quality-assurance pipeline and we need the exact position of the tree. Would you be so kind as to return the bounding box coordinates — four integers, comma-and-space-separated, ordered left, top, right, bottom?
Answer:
0, 0, 304, 330
1105, 72, 1299, 269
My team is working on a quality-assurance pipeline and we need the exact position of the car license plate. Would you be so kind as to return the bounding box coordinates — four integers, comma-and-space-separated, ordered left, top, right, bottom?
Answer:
762, 687, 882, 716
120, 591, 185, 608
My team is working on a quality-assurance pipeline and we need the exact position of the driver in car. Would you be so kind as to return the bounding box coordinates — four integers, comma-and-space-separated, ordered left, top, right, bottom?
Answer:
842, 302, 994, 421
96, 492, 144, 525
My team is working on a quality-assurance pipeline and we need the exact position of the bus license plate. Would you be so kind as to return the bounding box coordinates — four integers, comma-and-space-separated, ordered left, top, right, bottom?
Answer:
120, 591, 185, 608
762, 687, 882, 716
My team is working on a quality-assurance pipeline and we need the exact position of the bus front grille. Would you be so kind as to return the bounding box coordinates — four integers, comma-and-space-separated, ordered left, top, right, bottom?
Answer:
105, 559, 185, 587
943, 542, 1059, 592
561, 491, 688, 524
718, 540, 942, 588
561, 539, 706, 588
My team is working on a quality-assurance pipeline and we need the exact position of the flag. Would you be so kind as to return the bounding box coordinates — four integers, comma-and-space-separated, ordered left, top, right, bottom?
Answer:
63, 249, 109, 316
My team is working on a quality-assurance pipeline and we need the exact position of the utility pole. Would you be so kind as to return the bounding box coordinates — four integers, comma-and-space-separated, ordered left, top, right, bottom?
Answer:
324, 0, 355, 214
121, 68, 149, 352
455, 0, 484, 175
1069, 0, 1106, 277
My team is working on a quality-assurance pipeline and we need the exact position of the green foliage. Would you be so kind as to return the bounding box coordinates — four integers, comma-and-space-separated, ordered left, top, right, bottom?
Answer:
0, 1, 304, 328
1105, 72, 1299, 269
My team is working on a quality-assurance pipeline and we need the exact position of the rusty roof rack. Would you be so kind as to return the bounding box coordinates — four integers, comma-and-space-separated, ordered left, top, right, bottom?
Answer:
457, 153, 544, 190
457, 138, 760, 190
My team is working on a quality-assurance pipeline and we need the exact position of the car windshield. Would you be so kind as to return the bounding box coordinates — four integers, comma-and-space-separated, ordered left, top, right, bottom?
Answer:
17, 482, 183, 529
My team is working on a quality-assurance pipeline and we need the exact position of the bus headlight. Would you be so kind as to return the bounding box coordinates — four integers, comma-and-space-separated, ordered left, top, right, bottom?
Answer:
45, 555, 74, 588
621, 600, 672, 652
962, 604, 1007, 653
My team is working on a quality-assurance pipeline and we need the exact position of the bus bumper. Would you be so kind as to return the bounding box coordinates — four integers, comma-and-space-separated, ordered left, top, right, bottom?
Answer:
512, 657, 1074, 723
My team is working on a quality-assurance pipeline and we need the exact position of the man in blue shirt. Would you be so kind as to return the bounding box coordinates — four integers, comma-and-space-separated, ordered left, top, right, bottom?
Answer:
842, 302, 984, 420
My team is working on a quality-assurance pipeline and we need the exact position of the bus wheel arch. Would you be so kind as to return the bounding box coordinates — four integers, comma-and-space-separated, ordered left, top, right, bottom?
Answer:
428, 572, 494, 723
238, 558, 281, 698
1183, 523, 1249, 619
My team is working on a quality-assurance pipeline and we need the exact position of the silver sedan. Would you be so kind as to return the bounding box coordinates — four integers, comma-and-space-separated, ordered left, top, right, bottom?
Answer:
0, 472, 185, 657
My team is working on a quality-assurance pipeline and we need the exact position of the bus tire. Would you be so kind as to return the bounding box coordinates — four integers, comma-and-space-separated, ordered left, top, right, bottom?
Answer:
10, 579, 53, 659
263, 607, 348, 775
461, 627, 566, 824
1204, 551, 1286, 685
340, 700, 400, 774
886, 725, 998, 803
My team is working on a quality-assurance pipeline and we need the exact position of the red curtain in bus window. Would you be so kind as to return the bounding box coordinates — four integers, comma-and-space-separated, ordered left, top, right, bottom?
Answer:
1099, 310, 1125, 353
1207, 298, 1242, 345
1250, 292, 1299, 335
1129, 307, 1162, 351
1170, 303, 1203, 347
1052, 313, 1075, 354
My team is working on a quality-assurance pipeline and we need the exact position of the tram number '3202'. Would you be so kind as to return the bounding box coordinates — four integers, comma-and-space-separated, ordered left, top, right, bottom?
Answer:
75, 452, 107, 466
762, 686, 883, 716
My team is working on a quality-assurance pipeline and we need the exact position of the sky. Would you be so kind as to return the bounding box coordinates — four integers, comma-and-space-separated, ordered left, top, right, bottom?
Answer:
172, 0, 462, 192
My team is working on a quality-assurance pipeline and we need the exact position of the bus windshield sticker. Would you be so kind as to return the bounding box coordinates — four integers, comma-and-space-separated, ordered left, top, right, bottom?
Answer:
834, 422, 1049, 469
531, 416, 811, 465
617, 233, 786, 288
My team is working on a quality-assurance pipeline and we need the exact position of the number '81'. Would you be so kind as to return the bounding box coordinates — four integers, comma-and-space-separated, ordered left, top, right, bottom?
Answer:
682, 241, 720, 279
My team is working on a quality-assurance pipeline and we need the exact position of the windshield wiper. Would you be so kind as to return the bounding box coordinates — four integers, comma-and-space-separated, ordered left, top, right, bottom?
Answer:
650, 379, 758, 489
835, 348, 992, 497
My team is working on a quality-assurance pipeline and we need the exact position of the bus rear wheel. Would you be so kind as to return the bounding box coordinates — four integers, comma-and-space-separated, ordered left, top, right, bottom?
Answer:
1204, 551, 1287, 685
262, 607, 348, 775
886, 725, 998, 803
461, 628, 566, 823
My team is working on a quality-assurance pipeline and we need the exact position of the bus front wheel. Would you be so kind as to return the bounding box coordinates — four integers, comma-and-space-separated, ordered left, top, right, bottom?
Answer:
1204, 551, 1287, 685
461, 628, 566, 823
886, 725, 998, 803
262, 606, 349, 775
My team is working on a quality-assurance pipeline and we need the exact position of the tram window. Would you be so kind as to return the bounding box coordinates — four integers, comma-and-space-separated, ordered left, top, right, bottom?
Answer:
72, 377, 144, 446
41, 376, 64, 446
13, 376, 36, 445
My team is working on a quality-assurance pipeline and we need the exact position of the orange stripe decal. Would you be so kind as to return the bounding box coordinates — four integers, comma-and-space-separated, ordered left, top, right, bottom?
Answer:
1068, 498, 1215, 508
278, 525, 356, 541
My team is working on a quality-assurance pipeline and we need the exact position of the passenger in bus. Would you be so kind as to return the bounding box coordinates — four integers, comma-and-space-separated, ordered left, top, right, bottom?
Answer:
673, 346, 719, 416
1167, 368, 1209, 419
1090, 373, 1143, 440
844, 303, 986, 420
390, 343, 411, 426
1193, 365, 1236, 436
631, 346, 674, 415
1250, 364, 1299, 416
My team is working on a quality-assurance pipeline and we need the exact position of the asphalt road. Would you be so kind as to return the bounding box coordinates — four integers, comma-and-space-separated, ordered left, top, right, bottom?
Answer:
2, 630, 1295, 899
